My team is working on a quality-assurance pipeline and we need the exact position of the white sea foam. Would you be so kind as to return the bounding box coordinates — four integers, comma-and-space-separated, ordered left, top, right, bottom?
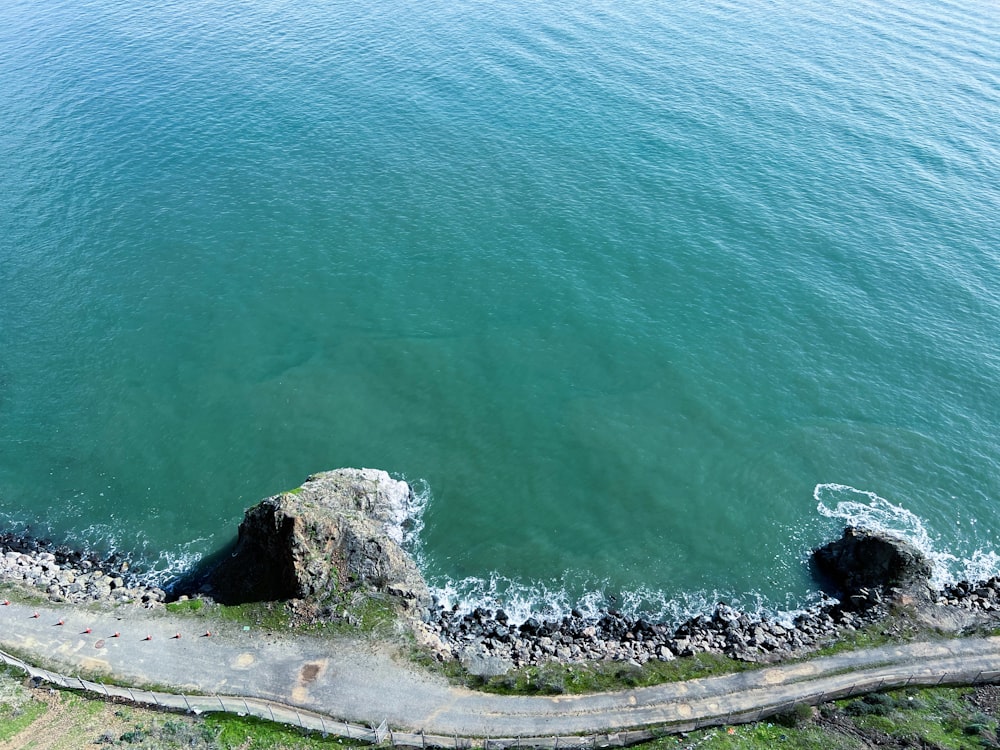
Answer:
398, 479, 739, 625
814, 483, 1000, 589
69, 521, 214, 588
401, 478, 864, 627
424, 483, 1000, 627
425, 569, 805, 627
398, 475, 430, 553
130, 543, 212, 588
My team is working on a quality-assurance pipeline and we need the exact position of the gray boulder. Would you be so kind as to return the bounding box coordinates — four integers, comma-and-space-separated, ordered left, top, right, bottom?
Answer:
205, 469, 430, 612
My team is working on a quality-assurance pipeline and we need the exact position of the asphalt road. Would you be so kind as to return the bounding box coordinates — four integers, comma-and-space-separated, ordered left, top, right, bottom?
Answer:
3, 598, 1000, 737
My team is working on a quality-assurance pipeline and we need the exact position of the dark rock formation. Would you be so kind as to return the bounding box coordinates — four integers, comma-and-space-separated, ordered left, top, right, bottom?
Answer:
203, 469, 430, 612
812, 526, 933, 602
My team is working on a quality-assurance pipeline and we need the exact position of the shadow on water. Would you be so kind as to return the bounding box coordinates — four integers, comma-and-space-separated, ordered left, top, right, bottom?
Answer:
168, 526, 303, 606
165, 539, 239, 602
808, 556, 847, 602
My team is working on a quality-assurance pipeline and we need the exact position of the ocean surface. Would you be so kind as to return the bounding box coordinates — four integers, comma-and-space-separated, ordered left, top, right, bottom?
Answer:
1, 0, 998, 622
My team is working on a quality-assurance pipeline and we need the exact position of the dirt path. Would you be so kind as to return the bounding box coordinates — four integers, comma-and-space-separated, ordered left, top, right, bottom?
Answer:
3, 599, 1000, 738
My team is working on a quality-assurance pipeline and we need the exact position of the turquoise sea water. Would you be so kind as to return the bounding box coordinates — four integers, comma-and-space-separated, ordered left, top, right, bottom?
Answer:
1, 0, 999, 620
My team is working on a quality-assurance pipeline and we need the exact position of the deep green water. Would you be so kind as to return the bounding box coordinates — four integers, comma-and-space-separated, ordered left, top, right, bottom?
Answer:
1, 0, 998, 620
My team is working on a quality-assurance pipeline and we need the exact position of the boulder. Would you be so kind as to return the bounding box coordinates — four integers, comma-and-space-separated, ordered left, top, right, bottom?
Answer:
205, 469, 430, 612
459, 648, 514, 678
812, 526, 933, 602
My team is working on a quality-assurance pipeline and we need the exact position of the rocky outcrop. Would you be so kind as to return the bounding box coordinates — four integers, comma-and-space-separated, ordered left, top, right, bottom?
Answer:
812, 526, 934, 603
203, 469, 430, 613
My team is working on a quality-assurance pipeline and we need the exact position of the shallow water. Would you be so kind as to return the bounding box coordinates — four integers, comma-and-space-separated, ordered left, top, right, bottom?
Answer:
1, 0, 998, 620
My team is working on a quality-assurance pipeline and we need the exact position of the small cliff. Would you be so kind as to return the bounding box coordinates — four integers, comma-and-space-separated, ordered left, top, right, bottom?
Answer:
203, 469, 430, 613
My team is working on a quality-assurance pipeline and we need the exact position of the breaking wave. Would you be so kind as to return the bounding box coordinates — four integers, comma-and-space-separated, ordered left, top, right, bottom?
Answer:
414, 482, 1000, 627
423, 568, 837, 628
815, 483, 1000, 589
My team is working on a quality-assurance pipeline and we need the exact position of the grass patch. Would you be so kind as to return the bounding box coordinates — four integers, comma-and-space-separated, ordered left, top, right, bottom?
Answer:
214, 601, 291, 631
162, 597, 290, 631
638, 684, 1000, 749
647, 722, 865, 749
290, 590, 403, 639
205, 712, 362, 748
0, 662, 31, 687
0, 666, 55, 742
158, 588, 399, 640
0, 696, 47, 742
836, 687, 999, 749
807, 626, 898, 657
166, 597, 206, 614
0, 581, 50, 605
334, 595, 397, 635
163, 592, 396, 637
455, 652, 758, 695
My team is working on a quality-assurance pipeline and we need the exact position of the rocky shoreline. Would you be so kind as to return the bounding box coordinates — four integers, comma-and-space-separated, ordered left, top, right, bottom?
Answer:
418, 576, 1000, 673
417, 596, 881, 673
4, 470, 1000, 679
0, 532, 167, 607
416, 527, 1000, 673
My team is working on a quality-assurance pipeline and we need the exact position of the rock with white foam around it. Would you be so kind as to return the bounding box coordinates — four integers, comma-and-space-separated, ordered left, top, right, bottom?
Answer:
204, 469, 430, 613
812, 525, 933, 605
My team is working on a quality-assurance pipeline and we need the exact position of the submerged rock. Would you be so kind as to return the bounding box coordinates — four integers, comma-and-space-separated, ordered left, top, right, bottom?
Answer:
204, 468, 430, 612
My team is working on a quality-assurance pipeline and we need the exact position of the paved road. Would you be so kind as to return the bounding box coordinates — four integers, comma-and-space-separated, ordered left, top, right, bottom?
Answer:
3, 599, 1000, 737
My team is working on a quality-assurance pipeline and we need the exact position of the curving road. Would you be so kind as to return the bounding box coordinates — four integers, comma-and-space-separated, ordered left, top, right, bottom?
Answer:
2, 598, 999, 738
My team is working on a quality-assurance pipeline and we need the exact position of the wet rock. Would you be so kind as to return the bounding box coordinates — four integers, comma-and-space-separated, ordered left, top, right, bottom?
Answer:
812, 526, 933, 603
